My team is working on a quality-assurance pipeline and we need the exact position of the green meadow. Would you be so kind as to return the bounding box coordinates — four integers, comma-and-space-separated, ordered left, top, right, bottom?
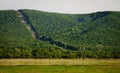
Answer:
0, 59, 120, 73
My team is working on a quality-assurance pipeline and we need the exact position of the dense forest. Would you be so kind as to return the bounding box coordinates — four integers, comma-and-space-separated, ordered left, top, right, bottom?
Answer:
0, 9, 120, 58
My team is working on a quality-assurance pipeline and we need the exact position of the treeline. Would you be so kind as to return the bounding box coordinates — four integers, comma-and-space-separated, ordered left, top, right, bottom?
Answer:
0, 48, 119, 58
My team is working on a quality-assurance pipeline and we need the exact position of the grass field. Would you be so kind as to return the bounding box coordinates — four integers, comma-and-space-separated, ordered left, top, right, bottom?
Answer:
0, 59, 120, 73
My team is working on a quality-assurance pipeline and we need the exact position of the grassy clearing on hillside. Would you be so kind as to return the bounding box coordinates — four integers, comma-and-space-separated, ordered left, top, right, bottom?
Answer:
0, 59, 120, 73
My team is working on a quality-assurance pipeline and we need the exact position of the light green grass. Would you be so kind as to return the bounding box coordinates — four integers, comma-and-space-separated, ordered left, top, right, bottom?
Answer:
0, 59, 120, 73
0, 65, 120, 73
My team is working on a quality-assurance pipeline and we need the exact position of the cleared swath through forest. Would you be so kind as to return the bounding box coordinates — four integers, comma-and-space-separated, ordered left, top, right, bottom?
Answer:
17, 10, 39, 39
17, 10, 77, 50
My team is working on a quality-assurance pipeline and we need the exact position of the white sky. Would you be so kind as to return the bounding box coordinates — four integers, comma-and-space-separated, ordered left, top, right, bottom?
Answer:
0, 0, 120, 14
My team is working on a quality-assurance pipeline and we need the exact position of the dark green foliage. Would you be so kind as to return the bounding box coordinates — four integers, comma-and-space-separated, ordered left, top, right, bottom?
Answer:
23, 10, 120, 49
0, 10, 62, 49
0, 10, 33, 48
0, 10, 120, 58
0, 47, 119, 58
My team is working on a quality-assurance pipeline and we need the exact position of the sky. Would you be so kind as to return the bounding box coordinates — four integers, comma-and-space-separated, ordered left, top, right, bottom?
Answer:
0, 0, 120, 14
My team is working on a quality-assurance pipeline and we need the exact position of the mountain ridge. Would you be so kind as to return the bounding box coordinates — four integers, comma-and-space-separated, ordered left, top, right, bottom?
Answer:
0, 9, 120, 58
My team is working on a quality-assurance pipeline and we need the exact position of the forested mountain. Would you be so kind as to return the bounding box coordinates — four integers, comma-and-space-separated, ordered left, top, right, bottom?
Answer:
0, 9, 120, 58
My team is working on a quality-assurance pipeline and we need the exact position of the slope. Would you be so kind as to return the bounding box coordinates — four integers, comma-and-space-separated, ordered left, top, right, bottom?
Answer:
0, 10, 33, 48
0, 10, 65, 58
22, 10, 120, 50
0, 9, 120, 58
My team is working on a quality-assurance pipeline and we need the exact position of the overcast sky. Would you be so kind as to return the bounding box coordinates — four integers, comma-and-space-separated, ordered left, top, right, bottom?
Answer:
0, 0, 120, 14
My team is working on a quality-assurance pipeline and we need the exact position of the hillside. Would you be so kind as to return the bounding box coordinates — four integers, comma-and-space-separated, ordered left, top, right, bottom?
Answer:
0, 9, 120, 58
22, 10, 120, 49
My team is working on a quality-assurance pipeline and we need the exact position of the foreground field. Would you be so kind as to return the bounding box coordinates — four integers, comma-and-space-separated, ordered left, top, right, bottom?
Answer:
0, 59, 120, 73
0, 65, 120, 73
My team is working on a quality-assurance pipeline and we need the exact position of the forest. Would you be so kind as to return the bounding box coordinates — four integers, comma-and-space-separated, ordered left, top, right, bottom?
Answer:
0, 10, 120, 58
